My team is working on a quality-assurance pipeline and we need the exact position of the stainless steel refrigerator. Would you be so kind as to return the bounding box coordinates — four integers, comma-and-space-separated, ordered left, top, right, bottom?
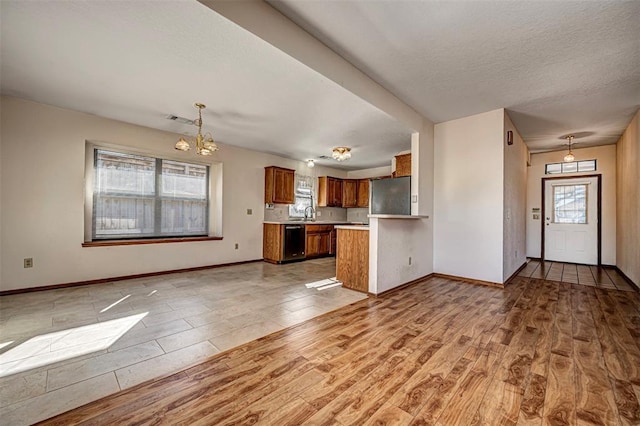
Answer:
370, 176, 411, 215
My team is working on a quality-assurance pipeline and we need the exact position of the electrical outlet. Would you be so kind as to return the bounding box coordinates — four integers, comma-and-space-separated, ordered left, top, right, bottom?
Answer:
247, 208, 252, 215
235, 243, 239, 250
24, 258, 33, 268
317, 211, 322, 217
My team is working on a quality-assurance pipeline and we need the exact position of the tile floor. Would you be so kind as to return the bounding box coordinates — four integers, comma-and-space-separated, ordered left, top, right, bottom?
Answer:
518, 259, 637, 291
0, 258, 366, 425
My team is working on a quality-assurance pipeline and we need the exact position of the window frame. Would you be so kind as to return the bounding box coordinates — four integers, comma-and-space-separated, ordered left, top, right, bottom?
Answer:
545, 159, 597, 175
84, 142, 223, 246
289, 175, 315, 219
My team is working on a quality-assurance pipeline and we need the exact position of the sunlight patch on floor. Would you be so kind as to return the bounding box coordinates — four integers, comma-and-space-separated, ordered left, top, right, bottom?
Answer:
0, 312, 147, 378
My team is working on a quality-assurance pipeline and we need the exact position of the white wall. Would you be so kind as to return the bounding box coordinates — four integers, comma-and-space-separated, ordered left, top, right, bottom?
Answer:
434, 109, 505, 284
346, 165, 391, 179
0, 96, 346, 291
526, 144, 616, 265
368, 217, 432, 294
616, 109, 639, 285
503, 112, 528, 281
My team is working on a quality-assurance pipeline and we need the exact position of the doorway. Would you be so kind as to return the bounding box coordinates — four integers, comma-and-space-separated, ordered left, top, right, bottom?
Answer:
542, 175, 601, 265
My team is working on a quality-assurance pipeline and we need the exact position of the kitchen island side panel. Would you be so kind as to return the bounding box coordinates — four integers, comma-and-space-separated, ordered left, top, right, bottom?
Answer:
336, 228, 369, 293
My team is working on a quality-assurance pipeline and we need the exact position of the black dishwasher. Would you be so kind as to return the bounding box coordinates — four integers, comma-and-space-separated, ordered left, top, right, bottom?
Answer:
283, 224, 306, 261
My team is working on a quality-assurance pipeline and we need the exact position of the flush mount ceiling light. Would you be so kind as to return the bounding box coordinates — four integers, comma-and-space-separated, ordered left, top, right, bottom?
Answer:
563, 135, 575, 162
174, 103, 218, 156
306, 159, 315, 168
332, 147, 351, 162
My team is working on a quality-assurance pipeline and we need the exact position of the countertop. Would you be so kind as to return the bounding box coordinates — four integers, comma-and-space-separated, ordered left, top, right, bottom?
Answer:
334, 225, 370, 230
368, 214, 429, 219
263, 220, 367, 225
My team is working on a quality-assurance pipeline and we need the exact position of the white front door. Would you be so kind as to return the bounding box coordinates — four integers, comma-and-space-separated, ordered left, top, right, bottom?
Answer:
544, 176, 598, 265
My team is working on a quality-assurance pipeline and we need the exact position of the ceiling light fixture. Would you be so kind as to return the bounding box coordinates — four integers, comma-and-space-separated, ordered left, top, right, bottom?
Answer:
332, 147, 351, 162
306, 159, 315, 168
563, 135, 575, 162
174, 103, 218, 156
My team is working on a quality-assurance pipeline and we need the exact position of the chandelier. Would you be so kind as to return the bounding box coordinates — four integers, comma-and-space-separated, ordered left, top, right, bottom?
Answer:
174, 103, 218, 156
563, 135, 575, 162
332, 147, 351, 161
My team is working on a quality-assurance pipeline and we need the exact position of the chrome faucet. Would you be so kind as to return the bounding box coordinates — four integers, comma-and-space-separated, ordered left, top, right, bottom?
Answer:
304, 206, 316, 221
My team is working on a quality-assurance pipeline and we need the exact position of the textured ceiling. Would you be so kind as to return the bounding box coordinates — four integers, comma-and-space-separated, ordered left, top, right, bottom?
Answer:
270, 0, 640, 152
0, 1, 411, 170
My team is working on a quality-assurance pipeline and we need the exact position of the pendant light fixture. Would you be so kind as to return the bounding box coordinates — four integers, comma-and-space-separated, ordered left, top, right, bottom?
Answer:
332, 147, 351, 161
174, 103, 218, 156
563, 135, 575, 162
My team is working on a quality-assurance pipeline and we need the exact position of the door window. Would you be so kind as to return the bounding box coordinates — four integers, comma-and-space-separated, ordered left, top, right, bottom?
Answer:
553, 184, 587, 224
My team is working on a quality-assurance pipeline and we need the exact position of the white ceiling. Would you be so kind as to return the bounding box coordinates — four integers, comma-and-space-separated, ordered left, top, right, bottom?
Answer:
2, 1, 638, 165
0, 0, 412, 170
270, 0, 640, 153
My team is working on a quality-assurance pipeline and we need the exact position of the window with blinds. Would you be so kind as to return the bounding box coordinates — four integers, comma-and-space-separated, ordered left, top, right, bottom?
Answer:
93, 149, 209, 240
289, 175, 314, 218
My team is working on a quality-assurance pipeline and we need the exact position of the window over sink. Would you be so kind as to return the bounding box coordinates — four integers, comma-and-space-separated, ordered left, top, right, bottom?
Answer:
289, 175, 314, 218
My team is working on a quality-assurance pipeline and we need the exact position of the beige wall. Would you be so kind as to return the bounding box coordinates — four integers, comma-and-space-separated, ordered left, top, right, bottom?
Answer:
0, 96, 345, 291
434, 109, 505, 284
503, 112, 528, 281
526, 144, 617, 265
616, 109, 640, 286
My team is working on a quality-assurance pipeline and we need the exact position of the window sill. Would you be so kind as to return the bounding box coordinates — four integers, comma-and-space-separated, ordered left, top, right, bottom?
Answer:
82, 236, 223, 247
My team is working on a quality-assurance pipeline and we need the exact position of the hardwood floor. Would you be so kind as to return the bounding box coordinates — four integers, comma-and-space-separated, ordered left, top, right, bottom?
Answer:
41, 273, 640, 425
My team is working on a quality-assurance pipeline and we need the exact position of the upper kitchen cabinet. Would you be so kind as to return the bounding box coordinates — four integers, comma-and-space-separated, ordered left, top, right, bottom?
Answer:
342, 179, 358, 208
394, 153, 411, 177
356, 179, 369, 208
264, 166, 295, 204
318, 176, 343, 207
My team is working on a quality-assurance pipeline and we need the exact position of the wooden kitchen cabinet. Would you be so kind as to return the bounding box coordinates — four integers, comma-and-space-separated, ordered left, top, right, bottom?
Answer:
394, 153, 412, 177
330, 229, 337, 255
306, 224, 333, 258
342, 179, 357, 208
318, 177, 343, 207
336, 228, 369, 293
264, 166, 295, 204
356, 179, 369, 208
263, 223, 284, 263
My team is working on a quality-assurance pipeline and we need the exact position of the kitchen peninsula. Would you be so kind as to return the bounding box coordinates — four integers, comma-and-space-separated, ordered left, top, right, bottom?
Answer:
335, 225, 369, 292
335, 215, 431, 295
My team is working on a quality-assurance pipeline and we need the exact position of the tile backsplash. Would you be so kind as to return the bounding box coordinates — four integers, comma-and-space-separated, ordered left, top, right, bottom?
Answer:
316, 207, 347, 221
264, 204, 363, 222
263, 204, 289, 222
347, 208, 369, 224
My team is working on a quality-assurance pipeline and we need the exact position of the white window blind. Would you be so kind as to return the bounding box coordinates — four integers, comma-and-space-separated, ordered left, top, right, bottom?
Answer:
93, 149, 209, 240
289, 175, 314, 218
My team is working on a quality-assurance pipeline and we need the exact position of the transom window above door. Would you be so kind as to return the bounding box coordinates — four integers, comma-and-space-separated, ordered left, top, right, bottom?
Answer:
553, 184, 587, 224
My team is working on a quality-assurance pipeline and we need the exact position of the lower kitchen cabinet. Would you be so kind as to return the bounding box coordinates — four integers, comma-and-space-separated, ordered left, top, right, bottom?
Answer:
305, 224, 334, 259
263, 223, 283, 263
